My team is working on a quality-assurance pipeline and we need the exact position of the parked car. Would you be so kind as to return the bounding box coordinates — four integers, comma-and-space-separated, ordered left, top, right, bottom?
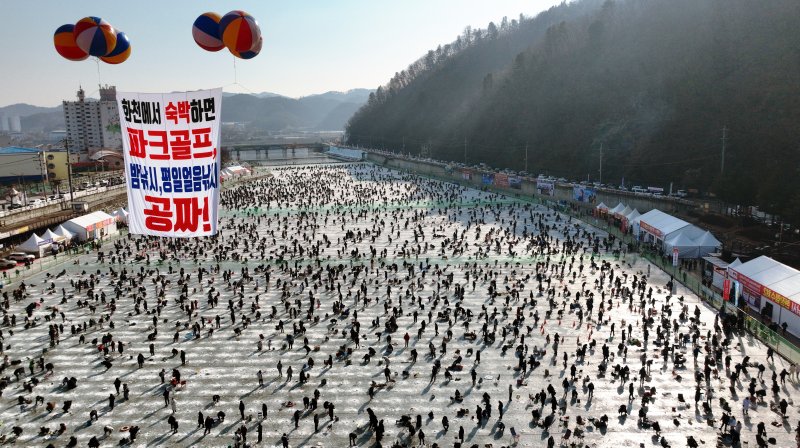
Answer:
0, 259, 17, 269
7, 252, 34, 262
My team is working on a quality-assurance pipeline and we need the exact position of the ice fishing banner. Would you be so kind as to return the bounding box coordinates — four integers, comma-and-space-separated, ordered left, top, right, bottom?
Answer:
117, 88, 221, 237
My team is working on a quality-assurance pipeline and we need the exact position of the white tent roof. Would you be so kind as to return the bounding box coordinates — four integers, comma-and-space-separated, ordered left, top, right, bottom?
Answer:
694, 231, 721, 249
67, 211, 114, 229
730, 255, 778, 279
637, 209, 690, 238
702, 255, 730, 269
729, 258, 743, 268
595, 202, 609, 210
748, 260, 797, 288
617, 205, 633, 217
17, 233, 48, 253
731, 255, 800, 304
665, 233, 701, 258
769, 274, 800, 304
54, 225, 75, 240
625, 209, 641, 221
665, 231, 699, 248
609, 203, 626, 214
41, 228, 63, 242
112, 207, 129, 224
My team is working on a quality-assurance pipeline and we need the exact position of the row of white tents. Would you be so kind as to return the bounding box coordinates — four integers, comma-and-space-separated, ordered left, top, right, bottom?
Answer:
597, 203, 721, 259
16, 208, 128, 257
17, 225, 76, 257
597, 202, 641, 226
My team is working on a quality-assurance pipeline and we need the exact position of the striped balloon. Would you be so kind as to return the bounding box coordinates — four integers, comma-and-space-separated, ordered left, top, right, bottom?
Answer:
100, 31, 131, 64
219, 10, 261, 54
54, 24, 89, 61
230, 36, 262, 60
74, 16, 117, 57
193, 12, 224, 52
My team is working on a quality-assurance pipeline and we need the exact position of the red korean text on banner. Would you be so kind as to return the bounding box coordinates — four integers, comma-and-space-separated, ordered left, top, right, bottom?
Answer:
118, 88, 222, 237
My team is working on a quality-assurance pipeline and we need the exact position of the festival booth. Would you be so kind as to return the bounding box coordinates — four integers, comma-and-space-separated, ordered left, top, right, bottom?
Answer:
609, 203, 626, 216
41, 228, 68, 254
62, 211, 118, 242
221, 165, 251, 181
702, 255, 737, 291
635, 209, 710, 257
17, 233, 51, 258
617, 205, 633, 219
111, 207, 129, 225
694, 231, 722, 256
54, 225, 75, 241
595, 202, 609, 217
664, 231, 701, 258
728, 256, 800, 336
621, 209, 640, 232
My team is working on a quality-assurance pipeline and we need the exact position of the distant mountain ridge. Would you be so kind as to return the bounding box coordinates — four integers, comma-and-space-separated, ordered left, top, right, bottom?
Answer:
0, 88, 371, 133
346, 0, 800, 223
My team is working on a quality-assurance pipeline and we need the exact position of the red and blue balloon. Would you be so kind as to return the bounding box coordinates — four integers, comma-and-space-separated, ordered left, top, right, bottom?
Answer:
193, 10, 262, 60
54, 16, 131, 64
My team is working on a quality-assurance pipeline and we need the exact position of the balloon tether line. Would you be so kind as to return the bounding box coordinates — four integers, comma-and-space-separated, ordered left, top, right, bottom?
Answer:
224, 55, 256, 95
95, 58, 102, 87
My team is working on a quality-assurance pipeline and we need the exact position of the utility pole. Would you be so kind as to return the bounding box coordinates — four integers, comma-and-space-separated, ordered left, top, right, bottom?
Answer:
64, 138, 75, 204
720, 126, 728, 175
524, 143, 529, 173
598, 143, 603, 185
463, 137, 467, 164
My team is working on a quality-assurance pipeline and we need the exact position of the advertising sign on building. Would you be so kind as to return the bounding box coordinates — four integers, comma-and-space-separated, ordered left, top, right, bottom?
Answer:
537, 179, 554, 196
117, 88, 221, 237
672, 247, 679, 266
481, 173, 494, 185
573, 186, 596, 203
494, 173, 509, 188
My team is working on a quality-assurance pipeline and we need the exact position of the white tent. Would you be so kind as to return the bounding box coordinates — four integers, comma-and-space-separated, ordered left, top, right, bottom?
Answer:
616, 205, 633, 218
729, 255, 800, 335
729, 258, 743, 269
664, 230, 701, 258
694, 231, 722, 257
54, 225, 75, 241
609, 203, 626, 215
625, 209, 641, 221
112, 207, 129, 224
596, 202, 609, 211
17, 233, 49, 257
41, 228, 64, 243
63, 211, 118, 242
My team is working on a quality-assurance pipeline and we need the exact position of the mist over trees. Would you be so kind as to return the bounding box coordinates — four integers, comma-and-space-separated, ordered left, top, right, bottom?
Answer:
346, 0, 800, 223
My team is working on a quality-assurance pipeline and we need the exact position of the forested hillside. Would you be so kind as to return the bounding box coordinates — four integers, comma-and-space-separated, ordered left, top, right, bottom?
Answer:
346, 0, 800, 223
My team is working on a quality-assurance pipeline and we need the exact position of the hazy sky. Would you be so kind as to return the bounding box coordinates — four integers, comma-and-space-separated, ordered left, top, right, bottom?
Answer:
2, 1, 564, 107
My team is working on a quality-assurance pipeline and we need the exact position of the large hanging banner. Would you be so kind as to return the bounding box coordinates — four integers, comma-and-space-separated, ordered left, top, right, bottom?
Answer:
117, 88, 221, 237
